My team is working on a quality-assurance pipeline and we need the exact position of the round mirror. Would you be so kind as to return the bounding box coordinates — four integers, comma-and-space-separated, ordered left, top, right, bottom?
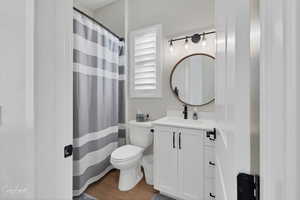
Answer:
170, 53, 215, 106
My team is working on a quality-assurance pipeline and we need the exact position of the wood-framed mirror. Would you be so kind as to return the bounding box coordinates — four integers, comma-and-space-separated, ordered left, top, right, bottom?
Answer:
170, 53, 215, 106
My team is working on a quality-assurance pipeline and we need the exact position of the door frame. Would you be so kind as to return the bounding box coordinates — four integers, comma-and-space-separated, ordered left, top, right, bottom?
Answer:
260, 0, 299, 199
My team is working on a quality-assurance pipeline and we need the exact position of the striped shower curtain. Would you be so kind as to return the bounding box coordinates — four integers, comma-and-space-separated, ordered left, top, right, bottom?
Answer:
73, 10, 126, 196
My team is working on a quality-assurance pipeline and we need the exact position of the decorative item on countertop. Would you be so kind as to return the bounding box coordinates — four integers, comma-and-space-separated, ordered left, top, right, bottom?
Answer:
136, 110, 150, 122
136, 113, 145, 122
192, 108, 198, 120
146, 113, 150, 121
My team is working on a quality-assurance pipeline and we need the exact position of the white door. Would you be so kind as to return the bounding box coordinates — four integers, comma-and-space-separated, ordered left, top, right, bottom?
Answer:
0, 0, 73, 199
0, 1, 35, 199
34, 0, 73, 199
178, 129, 204, 200
215, 0, 259, 199
260, 0, 300, 199
215, 0, 239, 198
154, 126, 179, 196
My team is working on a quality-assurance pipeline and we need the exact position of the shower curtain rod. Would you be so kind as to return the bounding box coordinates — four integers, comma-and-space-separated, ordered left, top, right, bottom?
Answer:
73, 7, 124, 41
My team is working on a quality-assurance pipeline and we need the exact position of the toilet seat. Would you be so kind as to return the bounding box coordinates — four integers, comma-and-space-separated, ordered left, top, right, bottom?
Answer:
111, 145, 143, 162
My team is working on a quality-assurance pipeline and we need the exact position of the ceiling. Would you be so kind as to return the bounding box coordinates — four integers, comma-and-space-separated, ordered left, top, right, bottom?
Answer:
75, 0, 119, 10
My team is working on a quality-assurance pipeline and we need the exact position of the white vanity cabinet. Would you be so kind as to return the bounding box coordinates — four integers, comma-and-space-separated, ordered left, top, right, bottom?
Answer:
153, 124, 216, 200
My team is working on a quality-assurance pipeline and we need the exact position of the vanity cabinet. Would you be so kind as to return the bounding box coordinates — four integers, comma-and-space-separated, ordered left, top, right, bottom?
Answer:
154, 125, 215, 200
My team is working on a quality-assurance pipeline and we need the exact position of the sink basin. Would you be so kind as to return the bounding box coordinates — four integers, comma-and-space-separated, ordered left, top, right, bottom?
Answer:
152, 117, 215, 130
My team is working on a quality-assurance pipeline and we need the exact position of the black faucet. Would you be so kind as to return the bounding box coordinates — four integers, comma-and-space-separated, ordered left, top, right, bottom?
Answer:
183, 104, 188, 119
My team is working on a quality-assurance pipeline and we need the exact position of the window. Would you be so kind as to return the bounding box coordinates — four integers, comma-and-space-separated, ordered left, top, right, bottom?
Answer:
130, 25, 162, 98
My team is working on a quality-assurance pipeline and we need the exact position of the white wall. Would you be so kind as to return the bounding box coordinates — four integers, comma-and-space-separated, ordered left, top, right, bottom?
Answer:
127, 0, 214, 37
94, 0, 125, 38
93, 0, 215, 120
0, 0, 35, 199
73, 0, 95, 17
129, 32, 216, 121
127, 0, 215, 120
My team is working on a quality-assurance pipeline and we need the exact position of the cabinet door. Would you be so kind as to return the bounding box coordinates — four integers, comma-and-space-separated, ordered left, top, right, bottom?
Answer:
178, 129, 204, 200
154, 126, 179, 196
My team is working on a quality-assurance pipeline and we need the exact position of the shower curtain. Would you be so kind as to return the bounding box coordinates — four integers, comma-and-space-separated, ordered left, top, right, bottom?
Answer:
73, 10, 126, 196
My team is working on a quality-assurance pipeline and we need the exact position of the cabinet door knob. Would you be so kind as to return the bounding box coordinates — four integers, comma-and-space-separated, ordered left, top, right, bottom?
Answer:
209, 161, 216, 166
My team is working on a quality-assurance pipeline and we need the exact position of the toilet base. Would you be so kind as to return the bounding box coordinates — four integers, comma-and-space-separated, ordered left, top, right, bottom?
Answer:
118, 165, 143, 191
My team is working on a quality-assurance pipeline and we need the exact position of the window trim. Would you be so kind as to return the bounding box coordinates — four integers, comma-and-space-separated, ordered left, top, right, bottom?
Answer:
129, 24, 163, 98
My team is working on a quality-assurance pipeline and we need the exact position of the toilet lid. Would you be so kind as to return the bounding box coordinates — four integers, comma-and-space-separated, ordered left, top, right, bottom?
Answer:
111, 145, 143, 161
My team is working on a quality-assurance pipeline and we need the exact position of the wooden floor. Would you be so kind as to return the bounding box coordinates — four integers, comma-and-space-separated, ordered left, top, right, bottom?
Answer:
85, 169, 158, 200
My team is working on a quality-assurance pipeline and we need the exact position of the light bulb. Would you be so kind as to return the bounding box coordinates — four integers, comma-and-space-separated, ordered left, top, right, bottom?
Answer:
201, 39, 207, 47
201, 33, 207, 47
184, 38, 189, 50
185, 43, 189, 50
170, 45, 174, 52
169, 40, 174, 52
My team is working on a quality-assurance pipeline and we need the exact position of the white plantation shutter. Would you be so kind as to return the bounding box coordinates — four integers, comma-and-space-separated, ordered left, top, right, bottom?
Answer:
130, 25, 162, 98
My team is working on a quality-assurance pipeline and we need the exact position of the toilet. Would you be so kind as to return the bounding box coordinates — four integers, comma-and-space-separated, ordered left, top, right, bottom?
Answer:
110, 120, 153, 191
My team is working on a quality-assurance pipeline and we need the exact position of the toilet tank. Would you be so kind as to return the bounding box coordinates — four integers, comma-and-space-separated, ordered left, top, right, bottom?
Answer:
129, 120, 153, 148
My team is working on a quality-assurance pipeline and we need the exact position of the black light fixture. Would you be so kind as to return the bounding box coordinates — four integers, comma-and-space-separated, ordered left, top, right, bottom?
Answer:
169, 40, 174, 52
168, 30, 216, 52
191, 34, 201, 43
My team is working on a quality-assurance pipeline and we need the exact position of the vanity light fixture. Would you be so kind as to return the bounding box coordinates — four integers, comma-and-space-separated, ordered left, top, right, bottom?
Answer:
168, 30, 215, 51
